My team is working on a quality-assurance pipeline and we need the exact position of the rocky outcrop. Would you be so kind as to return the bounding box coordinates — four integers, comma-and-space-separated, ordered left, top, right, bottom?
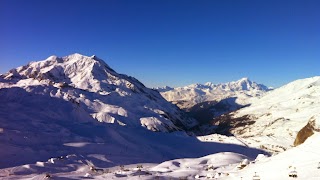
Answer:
294, 116, 320, 146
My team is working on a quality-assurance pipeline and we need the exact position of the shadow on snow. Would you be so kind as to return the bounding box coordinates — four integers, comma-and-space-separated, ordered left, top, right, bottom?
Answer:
0, 87, 268, 173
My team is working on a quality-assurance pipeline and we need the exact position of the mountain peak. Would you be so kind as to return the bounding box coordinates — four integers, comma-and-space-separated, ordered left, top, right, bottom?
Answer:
227, 77, 271, 91
1, 54, 118, 92
237, 77, 250, 82
204, 82, 215, 87
64, 53, 105, 64
155, 86, 174, 92
66, 53, 90, 59
41, 53, 103, 65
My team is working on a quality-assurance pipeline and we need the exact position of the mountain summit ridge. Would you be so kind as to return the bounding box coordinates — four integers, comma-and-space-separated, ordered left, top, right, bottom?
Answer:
157, 77, 271, 108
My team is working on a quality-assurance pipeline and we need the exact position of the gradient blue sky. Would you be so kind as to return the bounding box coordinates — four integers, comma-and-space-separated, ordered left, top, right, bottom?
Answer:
1, 0, 319, 88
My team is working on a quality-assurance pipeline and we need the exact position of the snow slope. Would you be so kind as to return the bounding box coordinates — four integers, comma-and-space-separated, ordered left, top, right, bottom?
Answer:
212, 76, 320, 153
0, 110, 264, 171
0, 88, 264, 178
0, 53, 197, 132
223, 133, 320, 180
2, 132, 317, 179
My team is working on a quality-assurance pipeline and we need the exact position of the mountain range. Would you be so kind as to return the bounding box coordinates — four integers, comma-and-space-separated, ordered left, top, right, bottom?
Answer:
0, 53, 319, 179
156, 78, 272, 124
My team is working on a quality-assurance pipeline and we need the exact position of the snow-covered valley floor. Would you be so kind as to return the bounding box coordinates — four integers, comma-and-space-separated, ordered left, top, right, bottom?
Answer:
1, 133, 319, 179
0, 123, 267, 180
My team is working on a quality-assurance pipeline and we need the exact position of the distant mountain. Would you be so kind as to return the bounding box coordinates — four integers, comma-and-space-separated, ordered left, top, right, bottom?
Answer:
0, 53, 197, 132
154, 86, 174, 92
157, 78, 272, 124
212, 76, 320, 152
159, 78, 270, 106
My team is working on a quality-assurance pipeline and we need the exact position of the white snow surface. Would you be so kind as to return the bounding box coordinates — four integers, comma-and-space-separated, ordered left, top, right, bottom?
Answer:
1, 133, 318, 179
0, 53, 197, 132
223, 76, 320, 152
157, 77, 271, 109
219, 133, 320, 180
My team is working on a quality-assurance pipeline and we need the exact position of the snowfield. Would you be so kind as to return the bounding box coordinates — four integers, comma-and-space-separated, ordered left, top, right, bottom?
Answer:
1, 134, 319, 179
223, 133, 320, 180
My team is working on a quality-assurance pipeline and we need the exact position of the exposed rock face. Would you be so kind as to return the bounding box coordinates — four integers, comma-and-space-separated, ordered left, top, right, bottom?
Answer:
294, 117, 320, 146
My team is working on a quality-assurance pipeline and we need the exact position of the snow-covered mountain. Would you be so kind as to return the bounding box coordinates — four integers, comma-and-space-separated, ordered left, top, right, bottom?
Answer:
0, 54, 267, 179
1, 54, 319, 179
157, 78, 271, 124
0, 53, 198, 132
212, 76, 320, 152
158, 78, 270, 108
155, 86, 174, 92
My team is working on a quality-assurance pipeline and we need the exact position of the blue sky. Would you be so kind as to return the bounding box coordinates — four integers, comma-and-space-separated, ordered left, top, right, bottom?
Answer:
1, 0, 319, 88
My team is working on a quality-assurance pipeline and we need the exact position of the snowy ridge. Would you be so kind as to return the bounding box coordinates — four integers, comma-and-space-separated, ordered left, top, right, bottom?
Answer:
0, 53, 197, 132
213, 76, 320, 152
154, 86, 174, 92
157, 77, 271, 110
156, 78, 271, 125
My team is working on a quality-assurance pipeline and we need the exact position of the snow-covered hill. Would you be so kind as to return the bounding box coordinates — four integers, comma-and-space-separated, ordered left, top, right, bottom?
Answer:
225, 132, 320, 180
212, 76, 320, 153
156, 78, 271, 124
0, 53, 197, 132
148, 133, 320, 179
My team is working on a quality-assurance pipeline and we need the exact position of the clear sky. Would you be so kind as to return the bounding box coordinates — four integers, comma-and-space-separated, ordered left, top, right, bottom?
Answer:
1, 0, 319, 88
